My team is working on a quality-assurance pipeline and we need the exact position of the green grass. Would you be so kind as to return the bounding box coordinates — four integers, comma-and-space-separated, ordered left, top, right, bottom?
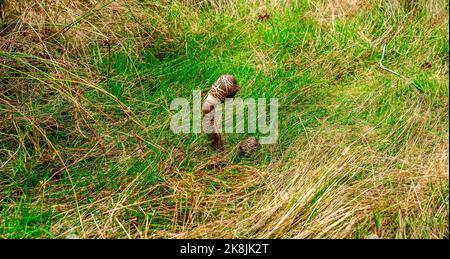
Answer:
0, 0, 448, 238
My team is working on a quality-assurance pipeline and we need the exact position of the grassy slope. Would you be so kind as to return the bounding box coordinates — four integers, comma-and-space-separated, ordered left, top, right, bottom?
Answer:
0, 0, 448, 238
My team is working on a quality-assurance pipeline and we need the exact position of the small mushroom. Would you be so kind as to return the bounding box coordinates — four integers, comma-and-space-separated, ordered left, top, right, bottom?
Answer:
239, 136, 259, 157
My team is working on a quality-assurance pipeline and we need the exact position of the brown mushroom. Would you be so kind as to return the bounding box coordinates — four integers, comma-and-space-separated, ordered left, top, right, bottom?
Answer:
239, 136, 259, 157
202, 75, 239, 151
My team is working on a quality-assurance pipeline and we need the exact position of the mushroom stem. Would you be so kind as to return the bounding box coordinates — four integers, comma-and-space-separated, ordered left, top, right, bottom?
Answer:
202, 105, 224, 152
211, 125, 224, 152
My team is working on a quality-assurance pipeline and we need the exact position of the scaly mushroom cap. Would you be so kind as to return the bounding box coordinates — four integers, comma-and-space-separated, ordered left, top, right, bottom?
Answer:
202, 75, 239, 114
239, 136, 259, 156
210, 74, 239, 101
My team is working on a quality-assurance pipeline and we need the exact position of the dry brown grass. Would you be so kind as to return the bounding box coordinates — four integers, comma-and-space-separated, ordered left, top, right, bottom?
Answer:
0, 0, 154, 55
160, 124, 448, 238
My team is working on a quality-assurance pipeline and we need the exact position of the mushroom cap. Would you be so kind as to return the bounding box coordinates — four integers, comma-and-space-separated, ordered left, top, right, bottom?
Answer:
209, 74, 239, 102
239, 136, 259, 156
202, 75, 239, 115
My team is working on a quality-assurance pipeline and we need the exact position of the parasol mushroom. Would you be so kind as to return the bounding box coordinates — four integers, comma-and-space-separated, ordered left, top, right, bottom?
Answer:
238, 136, 259, 157
202, 75, 239, 151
